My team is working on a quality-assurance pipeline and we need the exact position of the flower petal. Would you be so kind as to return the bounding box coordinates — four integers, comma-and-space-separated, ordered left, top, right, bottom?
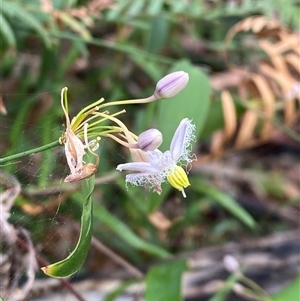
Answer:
125, 171, 165, 192
65, 128, 85, 174
129, 148, 149, 163
116, 162, 158, 173
170, 118, 189, 161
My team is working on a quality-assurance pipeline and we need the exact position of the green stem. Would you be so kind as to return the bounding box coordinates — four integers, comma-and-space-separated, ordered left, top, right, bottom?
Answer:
99, 95, 157, 109
0, 140, 60, 164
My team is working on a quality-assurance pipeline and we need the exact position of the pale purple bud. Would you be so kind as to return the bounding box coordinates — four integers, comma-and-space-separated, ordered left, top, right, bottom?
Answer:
223, 255, 240, 273
137, 129, 163, 151
154, 71, 189, 99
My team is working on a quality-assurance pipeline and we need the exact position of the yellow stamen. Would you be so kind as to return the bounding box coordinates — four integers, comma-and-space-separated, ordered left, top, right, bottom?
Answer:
167, 165, 190, 198
61, 87, 71, 127
71, 98, 105, 128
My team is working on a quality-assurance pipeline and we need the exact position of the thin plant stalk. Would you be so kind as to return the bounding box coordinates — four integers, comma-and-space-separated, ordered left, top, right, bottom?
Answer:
0, 141, 60, 164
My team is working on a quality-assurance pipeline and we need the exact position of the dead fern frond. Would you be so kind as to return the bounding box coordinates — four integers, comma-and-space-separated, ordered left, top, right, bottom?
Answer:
206, 16, 300, 161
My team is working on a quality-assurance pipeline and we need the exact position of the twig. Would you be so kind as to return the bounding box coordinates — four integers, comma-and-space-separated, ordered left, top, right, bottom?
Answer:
26, 172, 121, 195
0, 140, 60, 164
91, 233, 143, 278
16, 237, 87, 301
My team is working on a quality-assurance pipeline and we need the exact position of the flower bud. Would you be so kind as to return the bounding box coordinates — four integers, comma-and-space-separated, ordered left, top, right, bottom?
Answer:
154, 71, 189, 99
137, 129, 163, 151
223, 255, 240, 273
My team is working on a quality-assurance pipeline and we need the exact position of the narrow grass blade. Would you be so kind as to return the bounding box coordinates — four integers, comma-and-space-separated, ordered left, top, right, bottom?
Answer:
0, 12, 16, 47
92, 202, 170, 258
41, 175, 94, 278
1, 2, 51, 48
193, 182, 256, 229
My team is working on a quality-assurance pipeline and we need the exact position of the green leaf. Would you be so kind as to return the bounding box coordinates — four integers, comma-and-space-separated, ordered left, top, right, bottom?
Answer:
145, 259, 187, 301
147, 0, 164, 15
171, 1, 188, 13
115, 178, 151, 214
0, 12, 16, 47
272, 275, 300, 301
42, 175, 94, 278
105, 0, 131, 20
1, 1, 51, 48
147, 17, 170, 54
58, 11, 91, 40
193, 182, 256, 229
157, 59, 211, 152
127, 0, 146, 16
92, 201, 170, 258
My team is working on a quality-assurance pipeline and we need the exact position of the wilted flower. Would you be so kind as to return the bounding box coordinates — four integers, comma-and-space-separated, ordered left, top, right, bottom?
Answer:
60, 88, 99, 182
64, 126, 86, 182
116, 118, 196, 197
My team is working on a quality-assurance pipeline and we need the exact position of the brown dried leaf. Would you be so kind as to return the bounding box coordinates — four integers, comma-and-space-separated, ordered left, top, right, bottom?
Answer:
285, 53, 300, 74
0, 96, 7, 115
148, 211, 172, 231
210, 70, 245, 91
259, 35, 299, 56
234, 110, 258, 149
247, 73, 275, 140
207, 16, 299, 159
251, 16, 280, 34
260, 62, 298, 125
221, 90, 237, 141
210, 130, 226, 156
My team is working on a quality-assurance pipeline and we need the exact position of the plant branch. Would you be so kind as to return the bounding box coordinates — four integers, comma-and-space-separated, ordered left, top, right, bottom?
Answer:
0, 140, 60, 164
17, 236, 87, 301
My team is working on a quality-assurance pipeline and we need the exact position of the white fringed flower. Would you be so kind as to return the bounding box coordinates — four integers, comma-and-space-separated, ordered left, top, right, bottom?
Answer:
116, 118, 196, 197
